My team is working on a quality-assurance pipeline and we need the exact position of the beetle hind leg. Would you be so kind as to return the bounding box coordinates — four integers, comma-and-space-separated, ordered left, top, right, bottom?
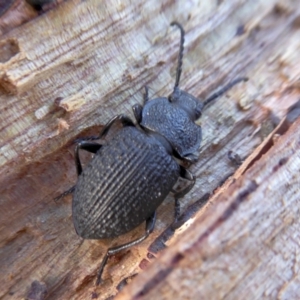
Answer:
96, 212, 156, 285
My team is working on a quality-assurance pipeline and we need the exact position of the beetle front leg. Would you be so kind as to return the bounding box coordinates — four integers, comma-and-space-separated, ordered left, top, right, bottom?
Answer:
98, 114, 135, 139
75, 141, 102, 176
76, 114, 135, 142
96, 212, 156, 285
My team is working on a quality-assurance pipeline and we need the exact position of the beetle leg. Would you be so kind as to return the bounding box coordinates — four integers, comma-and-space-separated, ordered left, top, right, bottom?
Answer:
75, 141, 102, 176
182, 153, 198, 164
173, 166, 196, 199
132, 104, 143, 124
75, 114, 135, 142
96, 212, 156, 285
55, 116, 135, 200
172, 166, 196, 221
98, 114, 135, 138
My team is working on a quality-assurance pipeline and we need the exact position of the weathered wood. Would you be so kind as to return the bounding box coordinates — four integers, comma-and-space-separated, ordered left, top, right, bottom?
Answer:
0, 0, 300, 299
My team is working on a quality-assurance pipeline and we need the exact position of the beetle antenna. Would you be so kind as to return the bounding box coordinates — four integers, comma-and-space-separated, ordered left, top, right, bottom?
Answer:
170, 21, 185, 91
203, 77, 248, 107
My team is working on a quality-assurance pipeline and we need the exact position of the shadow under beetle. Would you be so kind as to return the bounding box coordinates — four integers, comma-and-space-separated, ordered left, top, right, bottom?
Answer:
56, 22, 247, 285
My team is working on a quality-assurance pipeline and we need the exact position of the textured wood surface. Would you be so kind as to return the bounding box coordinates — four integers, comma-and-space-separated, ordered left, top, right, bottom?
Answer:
0, 0, 300, 299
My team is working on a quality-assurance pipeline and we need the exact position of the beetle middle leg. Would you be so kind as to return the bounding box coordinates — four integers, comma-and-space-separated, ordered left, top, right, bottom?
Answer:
172, 166, 196, 222
96, 212, 156, 285
55, 115, 135, 201
74, 115, 136, 174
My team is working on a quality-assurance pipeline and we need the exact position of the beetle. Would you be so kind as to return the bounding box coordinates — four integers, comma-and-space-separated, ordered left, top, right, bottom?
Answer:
55, 22, 247, 285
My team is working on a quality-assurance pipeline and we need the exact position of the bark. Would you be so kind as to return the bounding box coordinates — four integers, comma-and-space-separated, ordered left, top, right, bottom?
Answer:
0, 0, 300, 299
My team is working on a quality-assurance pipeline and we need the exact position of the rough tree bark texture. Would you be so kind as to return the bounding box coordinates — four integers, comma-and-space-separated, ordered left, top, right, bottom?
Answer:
0, 0, 299, 299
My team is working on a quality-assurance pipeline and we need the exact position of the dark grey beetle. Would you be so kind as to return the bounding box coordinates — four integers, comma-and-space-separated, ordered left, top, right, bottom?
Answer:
56, 22, 247, 285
